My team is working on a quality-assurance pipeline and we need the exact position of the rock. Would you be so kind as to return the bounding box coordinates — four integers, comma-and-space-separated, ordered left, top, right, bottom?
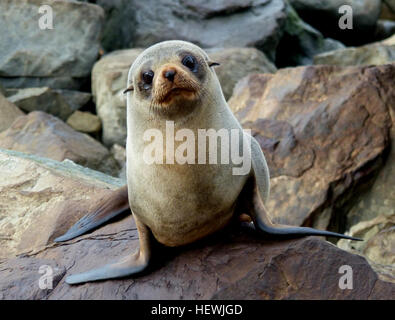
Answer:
381, 0, 395, 21
344, 96, 395, 228
0, 111, 119, 176
338, 214, 395, 283
288, 0, 382, 45
0, 92, 24, 133
111, 144, 126, 180
275, 3, 345, 67
228, 64, 394, 232
0, 134, 393, 300
5, 88, 91, 121
375, 20, 395, 41
66, 111, 102, 134
92, 49, 143, 146
92, 47, 275, 146
0, 148, 124, 260
0, 0, 104, 90
314, 35, 395, 67
90, 0, 288, 60
206, 48, 276, 99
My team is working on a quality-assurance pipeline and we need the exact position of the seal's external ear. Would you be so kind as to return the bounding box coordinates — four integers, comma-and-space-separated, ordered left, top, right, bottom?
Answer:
123, 85, 134, 94
208, 62, 220, 67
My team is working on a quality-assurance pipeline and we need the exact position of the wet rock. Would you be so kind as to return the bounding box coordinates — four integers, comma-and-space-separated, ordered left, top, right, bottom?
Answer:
0, 111, 119, 176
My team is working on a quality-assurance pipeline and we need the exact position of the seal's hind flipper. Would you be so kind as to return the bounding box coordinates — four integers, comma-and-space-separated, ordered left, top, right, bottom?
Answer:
66, 214, 151, 284
54, 185, 129, 242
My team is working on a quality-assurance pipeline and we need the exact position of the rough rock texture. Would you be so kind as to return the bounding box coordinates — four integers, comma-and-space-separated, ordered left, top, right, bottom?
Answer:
5, 87, 91, 121
92, 49, 143, 146
0, 142, 393, 300
0, 93, 24, 133
94, 0, 288, 59
314, 35, 395, 67
381, 0, 395, 21
289, 0, 382, 45
92, 47, 275, 146
338, 214, 395, 283
0, 0, 104, 89
0, 148, 124, 260
0, 111, 119, 176
66, 111, 102, 134
275, 3, 345, 67
228, 64, 395, 232
206, 48, 276, 99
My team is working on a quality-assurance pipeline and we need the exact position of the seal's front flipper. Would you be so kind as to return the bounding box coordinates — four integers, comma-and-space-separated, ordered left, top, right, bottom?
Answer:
66, 214, 151, 284
54, 185, 129, 242
249, 135, 362, 241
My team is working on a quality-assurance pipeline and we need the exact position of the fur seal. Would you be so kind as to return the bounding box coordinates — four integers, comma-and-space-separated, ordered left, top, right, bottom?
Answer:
55, 40, 360, 284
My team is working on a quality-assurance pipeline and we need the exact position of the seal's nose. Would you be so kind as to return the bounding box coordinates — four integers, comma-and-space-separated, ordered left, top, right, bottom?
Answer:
164, 69, 176, 82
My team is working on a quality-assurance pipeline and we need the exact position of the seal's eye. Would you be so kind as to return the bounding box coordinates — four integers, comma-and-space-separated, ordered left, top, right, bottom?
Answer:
182, 55, 197, 72
142, 70, 154, 85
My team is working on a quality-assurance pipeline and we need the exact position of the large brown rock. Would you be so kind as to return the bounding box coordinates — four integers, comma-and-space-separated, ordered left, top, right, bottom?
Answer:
228, 64, 395, 232
0, 92, 24, 133
0, 111, 119, 176
0, 144, 393, 300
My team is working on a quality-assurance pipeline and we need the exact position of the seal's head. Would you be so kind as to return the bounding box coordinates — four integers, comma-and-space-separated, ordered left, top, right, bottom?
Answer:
125, 40, 221, 119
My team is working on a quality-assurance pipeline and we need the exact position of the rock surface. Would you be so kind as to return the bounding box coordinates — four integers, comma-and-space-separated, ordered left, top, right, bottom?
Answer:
0, 93, 24, 133
92, 47, 276, 146
0, 0, 104, 89
66, 111, 102, 134
228, 64, 394, 232
338, 214, 395, 283
5, 87, 91, 121
289, 0, 382, 45
0, 149, 392, 299
0, 148, 124, 260
314, 35, 395, 67
0, 111, 119, 176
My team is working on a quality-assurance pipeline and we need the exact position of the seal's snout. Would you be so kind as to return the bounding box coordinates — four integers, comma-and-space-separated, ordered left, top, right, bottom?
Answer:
163, 68, 176, 82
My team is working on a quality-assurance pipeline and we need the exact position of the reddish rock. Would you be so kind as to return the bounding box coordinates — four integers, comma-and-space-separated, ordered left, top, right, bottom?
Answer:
228, 64, 395, 231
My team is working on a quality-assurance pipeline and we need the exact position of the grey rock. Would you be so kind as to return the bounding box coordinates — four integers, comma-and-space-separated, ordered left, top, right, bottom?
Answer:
5, 87, 91, 121
0, 76, 86, 91
289, 0, 382, 45
0, 0, 104, 89
314, 34, 395, 67
275, 3, 345, 66
375, 20, 395, 41
84, 0, 288, 61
